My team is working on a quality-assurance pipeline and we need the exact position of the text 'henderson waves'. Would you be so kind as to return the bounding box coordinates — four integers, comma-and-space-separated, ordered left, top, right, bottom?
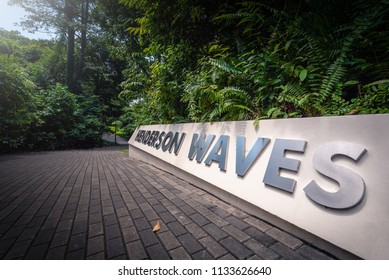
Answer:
134, 129, 367, 210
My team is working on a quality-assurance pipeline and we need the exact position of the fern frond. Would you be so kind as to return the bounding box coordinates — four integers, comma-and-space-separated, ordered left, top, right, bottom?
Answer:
209, 58, 242, 75
218, 86, 248, 99
213, 12, 254, 23
318, 59, 347, 101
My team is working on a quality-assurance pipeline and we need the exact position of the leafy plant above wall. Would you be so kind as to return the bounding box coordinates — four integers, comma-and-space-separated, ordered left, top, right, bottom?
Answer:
179, 0, 389, 123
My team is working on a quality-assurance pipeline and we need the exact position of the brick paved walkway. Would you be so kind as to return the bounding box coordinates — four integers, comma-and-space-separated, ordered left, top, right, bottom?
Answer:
0, 148, 334, 260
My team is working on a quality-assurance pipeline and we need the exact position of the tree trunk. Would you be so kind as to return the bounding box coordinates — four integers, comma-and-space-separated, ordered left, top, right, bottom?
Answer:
65, 0, 76, 92
74, 0, 89, 90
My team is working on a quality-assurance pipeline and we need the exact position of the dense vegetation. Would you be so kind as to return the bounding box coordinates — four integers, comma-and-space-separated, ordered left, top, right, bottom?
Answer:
1, 0, 388, 153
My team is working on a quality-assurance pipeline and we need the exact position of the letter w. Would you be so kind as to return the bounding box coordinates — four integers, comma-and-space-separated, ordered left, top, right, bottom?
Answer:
188, 133, 215, 162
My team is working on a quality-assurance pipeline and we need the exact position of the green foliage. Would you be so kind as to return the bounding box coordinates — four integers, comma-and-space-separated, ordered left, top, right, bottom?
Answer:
27, 85, 105, 150
0, 29, 106, 152
0, 54, 36, 152
2, 0, 389, 153
180, 0, 389, 122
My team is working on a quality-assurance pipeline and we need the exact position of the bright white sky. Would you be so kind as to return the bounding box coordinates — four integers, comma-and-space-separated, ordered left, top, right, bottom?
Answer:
0, 0, 53, 39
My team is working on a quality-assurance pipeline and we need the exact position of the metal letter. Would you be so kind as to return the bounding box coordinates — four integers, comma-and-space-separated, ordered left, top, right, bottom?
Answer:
204, 135, 230, 171
169, 132, 186, 155
142, 130, 151, 145
150, 131, 160, 147
135, 130, 144, 143
162, 131, 174, 152
188, 133, 216, 163
147, 131, 157, 146
236, 136, 270, 177
155, 131, 166, 150
303, 142, 367, 210
263, 138, 307, 193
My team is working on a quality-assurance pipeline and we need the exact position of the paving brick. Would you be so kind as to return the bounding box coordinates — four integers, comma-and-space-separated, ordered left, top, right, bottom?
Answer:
138, 229, 159, 247
167, 221, 187, 237
134, 217, 151, 231
244, 239, 280, 260
230, 208, 249, 219
116, 207, 129, 217
66, 249, 85, 260
27, 216, 46, 228
176, 213, 192, 225
113, 200, 125, 209
178, 233, 203, 255
165, 204, 181, 215
46, 245, 67, 260
243, 216, 273, 232
87, 235, 105, 256
169, 247, 192, 260
139, 202, 153, 212
17, 226, 40, 242
118, 216, 133, 228
111, 254, 127, 260
159, 211, 176, 224
104, 214, 119, 226
144, 209, 159, 221
204, 213, 229, 227
184, 223, 207, 239
122, 226, 139, 243
1, 225, 25, 239
89, 213, 102, 225
211, 207, 230, 218
126, 240, 147, 259
25, 243, 49, 260
0, 238, 16, 257
61, 210, 76, 221
88, 222, 104, 238
135, 197, 148, 205
220, 237, 253, 259
158, 231, 181, 251
147, 243, 170, 260
68, 233, 87, 252
244, 227, 276, 247
153, 204, 168, 213
190, 213, 210, 226
171, 198, 187, 207
33, 229, 55, 245
72, 221, 88, 235
270, 242, 306, 260
297, 245, 333, 260
266, 227, 303, 250
222, 225, 250, 242
147, 198, 159, 206
225, 216, 250, 230
129, 208, 144, 220
106, 237, 126, 259
248, 255, 261, 260
0, 148, 339, 261
192, 250, 214, 260
87, 252, 105, 260
4, 240, 32, 259
103, 206, 115, 216
56, 219, 73, 232
50, 230, 70, 248
180, 205, 197, 216
105, 224, 122, 240
199, 236, 228, 259
203, 223, 228, 241
218, 253, 237, 260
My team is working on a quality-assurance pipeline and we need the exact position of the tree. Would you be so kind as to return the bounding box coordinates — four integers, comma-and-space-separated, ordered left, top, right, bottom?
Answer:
0, 54, 36, 152
9, 0, 92, 93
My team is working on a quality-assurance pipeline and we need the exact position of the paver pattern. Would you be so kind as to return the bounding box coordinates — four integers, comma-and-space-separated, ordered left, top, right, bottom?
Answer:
0, 148, 334, 260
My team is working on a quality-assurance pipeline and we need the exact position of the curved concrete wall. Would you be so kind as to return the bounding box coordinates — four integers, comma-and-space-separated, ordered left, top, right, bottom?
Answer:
129, 114, 389, 259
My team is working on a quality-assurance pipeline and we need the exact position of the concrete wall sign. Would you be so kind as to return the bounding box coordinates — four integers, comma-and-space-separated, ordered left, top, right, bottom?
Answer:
128, 114, 389, 259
